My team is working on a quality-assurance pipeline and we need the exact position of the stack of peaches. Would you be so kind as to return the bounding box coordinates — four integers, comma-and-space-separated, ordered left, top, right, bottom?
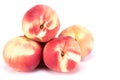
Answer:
3, 4, 94, 73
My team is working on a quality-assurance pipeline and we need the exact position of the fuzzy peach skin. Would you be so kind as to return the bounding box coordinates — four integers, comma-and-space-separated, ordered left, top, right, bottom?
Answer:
59, 25, 94, 59
43, 36, 81, 72
22, 4, 60, 42
3, 36, 42, 72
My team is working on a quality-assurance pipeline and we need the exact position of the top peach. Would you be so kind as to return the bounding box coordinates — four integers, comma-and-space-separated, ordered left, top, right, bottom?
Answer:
22, 4, 60, 42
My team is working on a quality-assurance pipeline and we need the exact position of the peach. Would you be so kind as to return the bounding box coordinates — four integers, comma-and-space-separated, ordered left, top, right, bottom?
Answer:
43, 36, 81, 72
59, 25, 94, 59
3, 36, 42, 72
22, 4, 60, 42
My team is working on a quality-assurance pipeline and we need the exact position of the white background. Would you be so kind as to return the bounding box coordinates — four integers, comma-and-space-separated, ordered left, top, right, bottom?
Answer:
0, 0, 120, 80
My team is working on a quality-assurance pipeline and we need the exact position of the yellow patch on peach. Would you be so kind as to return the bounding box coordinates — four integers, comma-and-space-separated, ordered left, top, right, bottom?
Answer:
66, 52, 81, 63
4, 37, 35, 58
59, 57, 68, 72
47, 14, 59, 30
37, 29, 47, 40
